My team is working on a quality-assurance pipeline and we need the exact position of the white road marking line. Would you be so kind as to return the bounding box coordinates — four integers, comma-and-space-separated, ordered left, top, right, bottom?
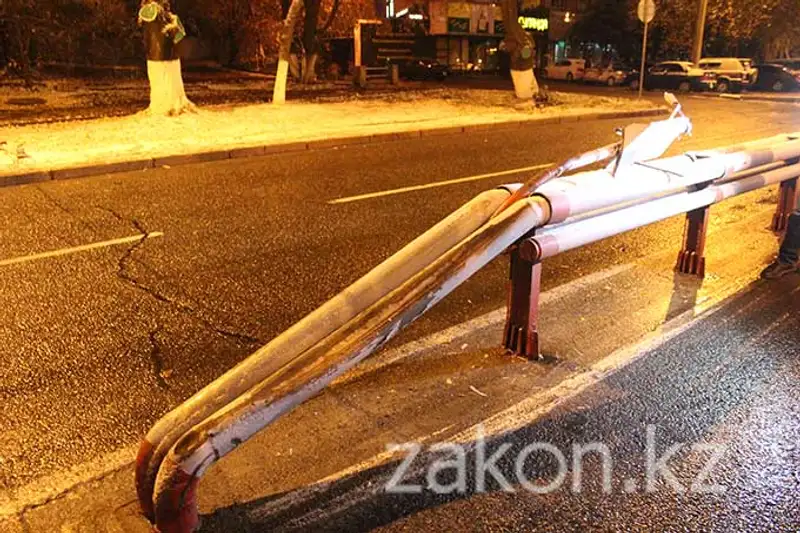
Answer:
328, 163, 554, 205
0, 232, 164, 268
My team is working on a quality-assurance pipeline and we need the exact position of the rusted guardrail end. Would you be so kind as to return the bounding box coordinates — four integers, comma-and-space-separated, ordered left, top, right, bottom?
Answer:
153, 453, 202, 533
136, 439, 157, 521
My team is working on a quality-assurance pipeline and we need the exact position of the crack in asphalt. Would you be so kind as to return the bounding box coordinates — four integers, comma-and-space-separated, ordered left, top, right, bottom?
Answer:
34, 186, 95, 234
100, 206, 262, 348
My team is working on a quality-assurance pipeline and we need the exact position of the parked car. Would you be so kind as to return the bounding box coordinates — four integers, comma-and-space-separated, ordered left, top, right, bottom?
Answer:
771, 58, 800, 74
397, 59, 450, 81
750, 63, 800, 92
542, 59, 586, 81
583, 63, 633, 86
625, 61, 716, 92
696, 57, 753, 92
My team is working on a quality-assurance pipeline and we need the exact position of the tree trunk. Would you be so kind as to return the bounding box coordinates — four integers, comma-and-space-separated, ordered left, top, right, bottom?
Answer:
146, 59, 195, 115
301, 0, 322, 84
140, 2, 194, 115
501, 0, 539, 100
302, 52, 319, 84
273, 0, 304, 104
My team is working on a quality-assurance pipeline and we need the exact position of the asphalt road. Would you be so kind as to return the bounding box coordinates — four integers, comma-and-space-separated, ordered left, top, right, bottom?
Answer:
1, 95, 798, 510
283, 273, 800, 533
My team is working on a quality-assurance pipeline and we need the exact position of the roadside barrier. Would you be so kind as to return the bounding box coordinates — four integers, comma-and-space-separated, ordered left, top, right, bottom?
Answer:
136, 96, 800, 532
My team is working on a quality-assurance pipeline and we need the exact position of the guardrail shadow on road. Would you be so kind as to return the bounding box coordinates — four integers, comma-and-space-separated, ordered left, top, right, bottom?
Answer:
195, 277, 800, 532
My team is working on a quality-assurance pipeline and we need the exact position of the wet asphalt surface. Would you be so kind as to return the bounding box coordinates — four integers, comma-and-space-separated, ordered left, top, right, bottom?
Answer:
276, 274, 800, 533
1, 95, 799, 509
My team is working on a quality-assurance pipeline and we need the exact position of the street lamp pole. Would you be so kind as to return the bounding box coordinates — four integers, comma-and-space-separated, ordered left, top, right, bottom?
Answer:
692, 0, 708, 64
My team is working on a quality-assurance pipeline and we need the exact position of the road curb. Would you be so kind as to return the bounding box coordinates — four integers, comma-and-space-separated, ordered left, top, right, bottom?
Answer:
0, 107, 666, 188
52, 159, 154, 180
692, 92, 800, 104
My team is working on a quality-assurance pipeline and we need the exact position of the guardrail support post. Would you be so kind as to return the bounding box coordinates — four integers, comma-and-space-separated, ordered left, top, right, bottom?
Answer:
676, 205, 710, 277
771, 177, 798, 232
503, 241, 542, 360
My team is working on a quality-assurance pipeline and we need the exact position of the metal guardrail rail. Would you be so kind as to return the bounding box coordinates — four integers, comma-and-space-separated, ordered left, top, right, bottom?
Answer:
136, 97, 800, 532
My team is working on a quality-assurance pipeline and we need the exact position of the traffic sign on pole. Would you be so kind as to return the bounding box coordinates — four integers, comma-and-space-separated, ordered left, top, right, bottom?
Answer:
637, 0, 655, 23
637, 0, 655, 98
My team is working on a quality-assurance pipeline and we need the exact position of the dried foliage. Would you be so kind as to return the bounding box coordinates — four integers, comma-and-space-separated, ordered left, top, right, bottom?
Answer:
1, 0, 142, 74
573, 0, 800, 61
0, 0, 376, 77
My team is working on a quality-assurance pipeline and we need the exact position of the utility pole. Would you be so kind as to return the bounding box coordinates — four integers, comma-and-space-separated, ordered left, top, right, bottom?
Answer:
691, 0, 708, 65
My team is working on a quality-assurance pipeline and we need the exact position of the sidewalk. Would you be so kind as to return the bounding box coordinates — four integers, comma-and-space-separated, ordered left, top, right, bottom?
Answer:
0, 89, 663, 187
1, 183, 783, 532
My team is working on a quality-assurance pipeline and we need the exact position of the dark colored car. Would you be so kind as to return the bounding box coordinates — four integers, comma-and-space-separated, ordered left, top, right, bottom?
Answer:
771, 58, 800, 75
751, 64, 800, 92
397, 59, 450, 81
624, 61, 716, 92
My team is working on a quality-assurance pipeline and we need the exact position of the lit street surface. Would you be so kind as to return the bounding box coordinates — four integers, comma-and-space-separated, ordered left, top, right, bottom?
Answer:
269, 275, 800, 533
1, 97, 800, 530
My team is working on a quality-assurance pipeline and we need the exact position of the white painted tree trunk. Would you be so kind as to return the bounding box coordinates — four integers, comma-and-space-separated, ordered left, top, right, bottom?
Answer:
510, 69, 539, 100
273, 59, 289, 105
146, 59, 195, 115
273, 0, 305, 105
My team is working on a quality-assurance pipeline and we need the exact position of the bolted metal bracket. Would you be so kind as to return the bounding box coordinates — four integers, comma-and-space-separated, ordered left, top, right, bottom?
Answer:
676, 205, 710, 277
503, 237, 543, 360
771, 177, 798, 232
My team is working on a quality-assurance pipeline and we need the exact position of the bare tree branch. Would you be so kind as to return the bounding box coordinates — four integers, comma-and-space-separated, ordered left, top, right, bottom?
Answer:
320, 0, 341, 34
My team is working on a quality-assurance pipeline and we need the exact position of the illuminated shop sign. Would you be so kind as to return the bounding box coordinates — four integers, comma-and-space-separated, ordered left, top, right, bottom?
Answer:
518, 16, 548, 31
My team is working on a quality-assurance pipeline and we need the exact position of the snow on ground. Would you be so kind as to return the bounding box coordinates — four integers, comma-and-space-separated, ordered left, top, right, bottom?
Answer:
0, 89, 659, 175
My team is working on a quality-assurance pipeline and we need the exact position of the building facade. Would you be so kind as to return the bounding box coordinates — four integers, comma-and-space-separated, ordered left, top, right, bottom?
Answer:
387, 0, 585, 71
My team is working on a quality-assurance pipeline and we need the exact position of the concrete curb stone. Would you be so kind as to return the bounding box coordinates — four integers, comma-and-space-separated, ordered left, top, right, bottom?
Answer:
263, 141, 308, 154
309, 134, 373, 149
52, 159, 154, 180
153, 150, 230, 168
0, 170, 52, 187
0, 107, 667, 188
229, 145, 266, 159
419, 125, 466, 136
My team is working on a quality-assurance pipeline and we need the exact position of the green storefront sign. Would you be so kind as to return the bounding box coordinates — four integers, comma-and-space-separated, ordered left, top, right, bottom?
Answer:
447, 17, 470, 33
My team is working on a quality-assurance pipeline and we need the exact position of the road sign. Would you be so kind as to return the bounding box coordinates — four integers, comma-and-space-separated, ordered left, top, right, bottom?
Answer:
636, 0, 655, 98
637, 0, 656, 24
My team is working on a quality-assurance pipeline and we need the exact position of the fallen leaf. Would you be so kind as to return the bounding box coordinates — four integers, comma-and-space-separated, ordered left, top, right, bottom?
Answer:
469, 385, 488, 397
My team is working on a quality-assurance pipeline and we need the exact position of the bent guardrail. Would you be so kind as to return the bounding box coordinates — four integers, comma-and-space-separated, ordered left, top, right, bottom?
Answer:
137, 97, 800, 532
135, 187, 512, 518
